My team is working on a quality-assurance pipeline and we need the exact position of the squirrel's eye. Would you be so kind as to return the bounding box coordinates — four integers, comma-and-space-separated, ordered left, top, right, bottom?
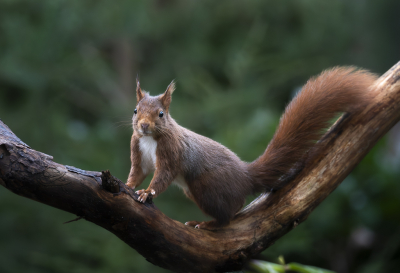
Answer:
159, 111, 164, 118
134, 109, 137, 114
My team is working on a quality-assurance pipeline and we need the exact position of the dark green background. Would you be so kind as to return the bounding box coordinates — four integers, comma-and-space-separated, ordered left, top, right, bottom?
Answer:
0, 1, 399, 272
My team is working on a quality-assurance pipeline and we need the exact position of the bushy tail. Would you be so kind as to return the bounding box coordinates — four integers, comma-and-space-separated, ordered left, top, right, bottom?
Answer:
248, 67, 377, 191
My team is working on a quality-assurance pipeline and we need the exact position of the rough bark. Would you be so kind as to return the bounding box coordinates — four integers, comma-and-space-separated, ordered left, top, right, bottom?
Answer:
1, 61, 400, 273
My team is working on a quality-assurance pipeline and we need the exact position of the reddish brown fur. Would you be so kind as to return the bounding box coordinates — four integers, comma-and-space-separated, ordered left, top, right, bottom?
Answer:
126, 136, 146, 188
127, 67, 378, 230
248, 67, 377, 191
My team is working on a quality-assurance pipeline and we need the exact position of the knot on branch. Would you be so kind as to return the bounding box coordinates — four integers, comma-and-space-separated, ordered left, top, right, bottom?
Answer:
101, 170, 121, 194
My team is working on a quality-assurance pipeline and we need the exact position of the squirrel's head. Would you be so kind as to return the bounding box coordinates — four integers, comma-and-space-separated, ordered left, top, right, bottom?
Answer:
132, 79, 175, 137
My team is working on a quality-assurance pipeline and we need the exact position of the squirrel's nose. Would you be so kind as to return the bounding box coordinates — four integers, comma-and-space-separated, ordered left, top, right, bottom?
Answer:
141, 123, 149, 130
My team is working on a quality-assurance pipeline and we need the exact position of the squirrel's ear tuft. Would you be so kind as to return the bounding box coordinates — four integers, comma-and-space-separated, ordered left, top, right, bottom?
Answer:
160, 80, 175, 109
136, 76, 145, 102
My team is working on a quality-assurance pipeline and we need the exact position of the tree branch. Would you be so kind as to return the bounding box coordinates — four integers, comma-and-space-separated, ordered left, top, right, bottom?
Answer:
1, 62, 400, 273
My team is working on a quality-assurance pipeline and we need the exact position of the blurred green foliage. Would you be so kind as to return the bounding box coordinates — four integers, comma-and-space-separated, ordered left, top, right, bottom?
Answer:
0, 0, 400, 272
248, 258, 335, 273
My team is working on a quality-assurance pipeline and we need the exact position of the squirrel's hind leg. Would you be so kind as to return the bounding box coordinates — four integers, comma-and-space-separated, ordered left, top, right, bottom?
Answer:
184, 201, 236, 230
183, 176, 245, 230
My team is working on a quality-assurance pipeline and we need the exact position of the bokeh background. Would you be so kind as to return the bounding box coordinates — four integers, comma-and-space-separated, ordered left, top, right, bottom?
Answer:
0, 0, 400, 272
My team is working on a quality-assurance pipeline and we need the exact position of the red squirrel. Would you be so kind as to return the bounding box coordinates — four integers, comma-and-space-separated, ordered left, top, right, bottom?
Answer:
126, 67, 377, 230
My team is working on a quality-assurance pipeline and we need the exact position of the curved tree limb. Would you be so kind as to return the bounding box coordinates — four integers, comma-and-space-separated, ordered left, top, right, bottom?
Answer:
1, 62, 400, 273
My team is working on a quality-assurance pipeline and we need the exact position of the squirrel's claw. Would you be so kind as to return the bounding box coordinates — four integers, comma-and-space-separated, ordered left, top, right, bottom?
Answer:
135, 189, 155, 203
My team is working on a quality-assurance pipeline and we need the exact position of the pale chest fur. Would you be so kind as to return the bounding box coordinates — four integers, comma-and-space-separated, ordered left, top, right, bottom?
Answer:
138, 136, 188, 191
138, 136, 157, 174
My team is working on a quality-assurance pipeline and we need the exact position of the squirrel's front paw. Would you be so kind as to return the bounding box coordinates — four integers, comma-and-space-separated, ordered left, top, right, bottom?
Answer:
135, 189, 156, 203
